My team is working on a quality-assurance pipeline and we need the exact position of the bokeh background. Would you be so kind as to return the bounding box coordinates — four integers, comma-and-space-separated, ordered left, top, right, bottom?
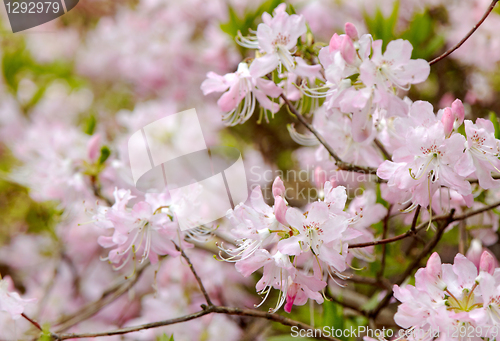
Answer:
1, 0, 500, 340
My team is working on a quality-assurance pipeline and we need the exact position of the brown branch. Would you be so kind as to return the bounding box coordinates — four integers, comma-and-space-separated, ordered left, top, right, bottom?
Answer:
468, 174, 500, 183
374, 138, 391, 160
377, 205, 393, 280
367, 209, 456, 318
90, 175, 113, 206
56, 305, 340, 341
280, 93, 382, 178
429, 0, 499, 65
23, 313, 61, 340
54, 262, 148, 332
349, 200, 500, 249
22, 313, 43, 331
174, 243, 214, 307
410, 205, 421, 234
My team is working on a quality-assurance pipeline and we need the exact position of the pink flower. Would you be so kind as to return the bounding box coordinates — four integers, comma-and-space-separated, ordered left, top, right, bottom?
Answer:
284, 272, 326, 313
0, 276, 36, 320
378, 104, 471, 208
238, 4, 306, 77
235, 249, 295, 313
96, 189, 184, 269
272, 176, 286, 197
222, 185, 287, 261
278, 201, 349, 272
394, 252, 500, 334
455, 118, 500, 189
201, 62, 282, 126
360, 39, 430, 90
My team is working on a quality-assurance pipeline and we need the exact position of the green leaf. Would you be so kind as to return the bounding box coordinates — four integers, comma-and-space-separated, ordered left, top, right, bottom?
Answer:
84, 115, 97, 135
489, 112, 500, 140
98, 146, 111, 165
364, 1, 399, 50
220, 0, 284, 44
36, 324, 53, 341
157, 333, 175, 341
321, 300, 347, 340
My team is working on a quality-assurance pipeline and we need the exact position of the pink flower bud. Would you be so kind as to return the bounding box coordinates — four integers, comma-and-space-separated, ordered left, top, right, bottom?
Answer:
329, 33, 342, 53
451, 99, 465, 126
87, 134, 101, 162
341, 36, 356, 65
479, 251, 497, 275
272, 176, 285, 197
426, 252, 442, 278
284, 282, 299, 313
441, 107, 454, 137
344, 22, 359, 40
274, 196, 288, 226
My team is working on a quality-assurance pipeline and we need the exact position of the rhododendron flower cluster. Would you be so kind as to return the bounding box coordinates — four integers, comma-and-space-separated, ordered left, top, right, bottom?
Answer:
221, 177, 378, 312
94, 189, 183, 268
394, 252, 500, 337
4, 0, 500, 340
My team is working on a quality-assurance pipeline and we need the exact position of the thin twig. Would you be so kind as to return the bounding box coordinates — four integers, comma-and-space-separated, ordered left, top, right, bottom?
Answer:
23, 313, 61, 340
174, 243, 214, 307
280, 93, 381, 178
56, 305, 340, 341
90, 175, 113, 206
349, 200, 500, 249
367, 209, 456, 318
377, 205, 393, 280
429, 0, 499, 65
54, 262, 148, 332
374, 138, 391, 160
410, 205, 421, 234
22, 313, 43, 331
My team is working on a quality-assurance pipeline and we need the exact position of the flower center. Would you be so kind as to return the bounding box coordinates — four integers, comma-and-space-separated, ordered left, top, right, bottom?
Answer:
272, 32, 290, 47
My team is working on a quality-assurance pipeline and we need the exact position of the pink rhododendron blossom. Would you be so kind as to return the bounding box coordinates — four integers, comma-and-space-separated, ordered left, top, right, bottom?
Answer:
201, 62, 282, 125
456, 118, 500, 189
360, 39, 430, 90
237, 4, 306, 77
95, 189, 187, 269
278, 201, 349, 272
0, 276, 35, 320
394, 252, 500, 336
378, 101, 472, 209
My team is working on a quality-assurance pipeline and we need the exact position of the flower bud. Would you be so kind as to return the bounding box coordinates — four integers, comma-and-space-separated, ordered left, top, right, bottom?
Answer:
451, 99, 465, 127
479, 251, 496, 275
341, 36, 356, 65
274, 195, 288, 226
329, 33, 342, 53
344, 22, 359, 41
441, 107, 454, 137
87, 134, 101, 162
426, 252, 443, 278
272, 176, 285, 197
